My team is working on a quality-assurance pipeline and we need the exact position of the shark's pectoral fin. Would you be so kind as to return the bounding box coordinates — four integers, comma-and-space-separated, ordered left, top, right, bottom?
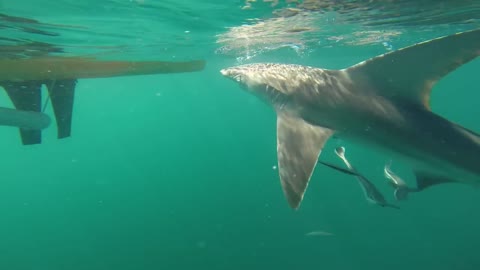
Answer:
45, 79, 77, 139
1, 80, 43, 145
414, 171, 457, 191
346, 28, 480, 109
277, 112, 334, 209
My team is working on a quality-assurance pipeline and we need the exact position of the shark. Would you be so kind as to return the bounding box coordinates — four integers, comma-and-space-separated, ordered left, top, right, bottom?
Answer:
0, 55, 206, 145
221, 28, 480, 209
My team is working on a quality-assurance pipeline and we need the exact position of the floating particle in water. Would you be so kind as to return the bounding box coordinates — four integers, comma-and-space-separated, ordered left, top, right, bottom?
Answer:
196, 241, 207, 249
272, 165, 277, 170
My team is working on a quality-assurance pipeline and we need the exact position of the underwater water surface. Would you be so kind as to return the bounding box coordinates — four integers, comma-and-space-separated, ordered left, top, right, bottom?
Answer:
0, 1, 480, 269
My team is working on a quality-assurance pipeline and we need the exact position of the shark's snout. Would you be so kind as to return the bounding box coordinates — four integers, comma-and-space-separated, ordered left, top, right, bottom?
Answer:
220, 67, 244, 82
221, 64, 291, 95
221, 67, 253, 89
220, 68, 231, 77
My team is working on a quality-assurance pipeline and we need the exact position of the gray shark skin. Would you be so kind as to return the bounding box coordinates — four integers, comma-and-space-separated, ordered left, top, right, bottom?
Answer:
221, 28, 480, 209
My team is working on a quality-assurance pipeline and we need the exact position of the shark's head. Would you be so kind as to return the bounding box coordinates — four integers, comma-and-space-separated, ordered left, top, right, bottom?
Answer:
221, 63, 278, 90
221, 63, 309, 105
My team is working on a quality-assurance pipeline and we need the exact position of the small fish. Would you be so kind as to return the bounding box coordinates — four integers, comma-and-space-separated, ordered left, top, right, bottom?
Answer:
384, 161, 416, 201
305, 231, 334, 237
319, 146, 400, 209
384, 161, 454, 199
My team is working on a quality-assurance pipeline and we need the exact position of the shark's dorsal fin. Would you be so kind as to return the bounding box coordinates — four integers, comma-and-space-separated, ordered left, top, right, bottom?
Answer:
346, 28, 480, 109
276, 112, 334, 209
414, 171, 457, 191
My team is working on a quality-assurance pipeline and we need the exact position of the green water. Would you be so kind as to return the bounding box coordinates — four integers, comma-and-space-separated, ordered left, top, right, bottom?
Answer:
0, 1, 480, 269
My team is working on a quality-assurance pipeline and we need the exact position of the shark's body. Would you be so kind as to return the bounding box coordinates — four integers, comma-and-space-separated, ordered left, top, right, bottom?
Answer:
221, 28, 480, 209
